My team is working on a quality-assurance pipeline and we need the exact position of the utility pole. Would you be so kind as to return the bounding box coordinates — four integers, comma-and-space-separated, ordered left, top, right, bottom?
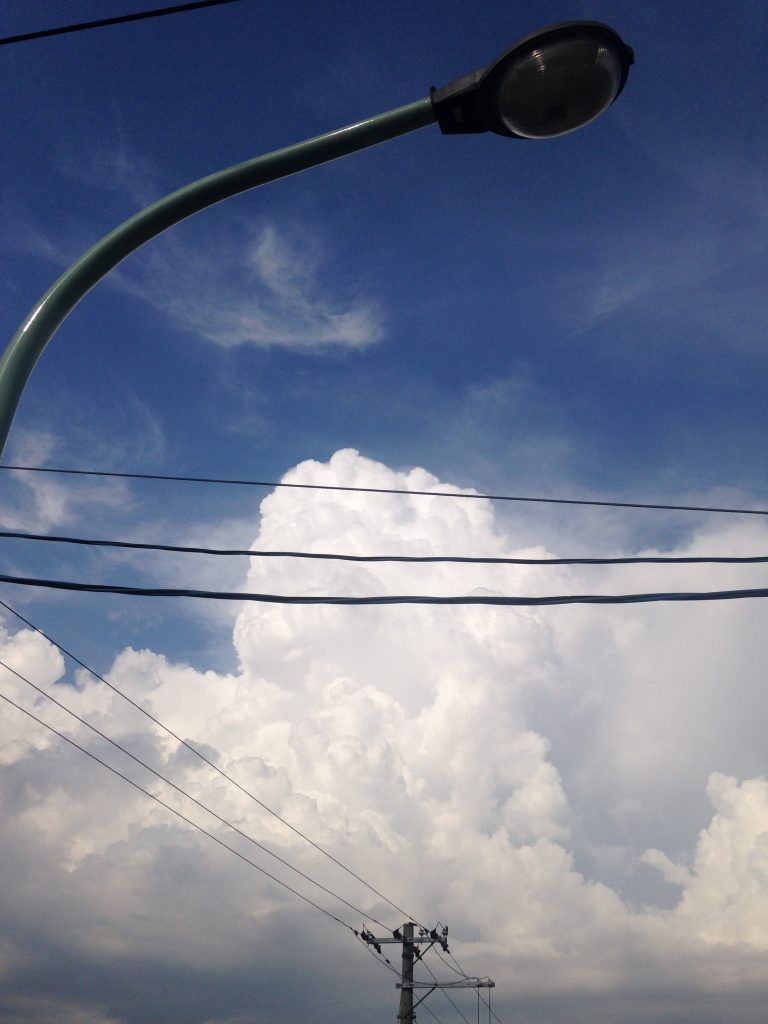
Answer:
398, 922, 415, 1022
360, 922, 495, 1023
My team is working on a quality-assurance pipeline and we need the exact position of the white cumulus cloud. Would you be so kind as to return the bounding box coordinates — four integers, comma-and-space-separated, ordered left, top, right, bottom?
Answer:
0, 449, 767, 1022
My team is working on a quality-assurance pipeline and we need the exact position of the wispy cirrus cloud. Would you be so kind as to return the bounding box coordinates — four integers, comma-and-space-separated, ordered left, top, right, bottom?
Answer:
0, 431, 133, 532
4, 144, 384, 354
579, 159, 768, 354
117, 222, 383, 351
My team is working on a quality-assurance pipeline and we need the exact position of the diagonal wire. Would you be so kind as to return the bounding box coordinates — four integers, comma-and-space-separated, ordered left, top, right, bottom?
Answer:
0, 656, 390, 929
479, 992, 503, 1024
445, 950, 506, 1024
357, 937, 449, 1024
422, 1005, 448, 1024
0, 685, 448, 1017
478, 991, 504, 1024
0, 687, 355, 930
0, 616, 497, 1019
435, 947, 471, 978
0, 598, 419, 923
2, 463, 767, 517
354, 932, 400, 978
0, 0, 244, 47
421, 958, 472, 1024
432, 945, 504, 1024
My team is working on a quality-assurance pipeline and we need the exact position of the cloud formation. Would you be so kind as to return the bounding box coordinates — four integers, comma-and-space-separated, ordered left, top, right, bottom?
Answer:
6, 199, 383, 354
115, 222, 383, 351
4, 137, 383, 356
0, 431, 133, 532
1, 449, 766, 1022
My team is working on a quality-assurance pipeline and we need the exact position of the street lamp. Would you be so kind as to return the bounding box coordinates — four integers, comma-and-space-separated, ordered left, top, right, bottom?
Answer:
0, 21, 632, 459
432, 21, 632, 138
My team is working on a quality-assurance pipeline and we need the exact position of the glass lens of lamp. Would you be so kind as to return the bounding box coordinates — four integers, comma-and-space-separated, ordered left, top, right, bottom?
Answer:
496, 36, 623, 138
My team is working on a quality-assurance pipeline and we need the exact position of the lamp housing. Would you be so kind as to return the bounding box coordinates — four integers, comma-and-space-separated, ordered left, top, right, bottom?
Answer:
431, 21, 634, 139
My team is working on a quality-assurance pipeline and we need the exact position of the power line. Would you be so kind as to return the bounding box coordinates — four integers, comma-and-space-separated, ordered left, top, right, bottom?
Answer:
0, 687, 355, 931
0, 599, 419, 924
0, 609, 490, 1014
422, 959, 472, 1024
421, 944, 504, 1024
0, 658, 454, 1014
2, 528, 766, 565
355, 931, 401, 978
0, 0, 244, 47
443, 951, 506, 1024
0, 675, 455, 1016
2, 464, 766, 517
422, 1006, 448, 1024
435, 947, 471, 979
479, 992, 504, 1024
0, 656, 390, 929
3, 572, 768, 605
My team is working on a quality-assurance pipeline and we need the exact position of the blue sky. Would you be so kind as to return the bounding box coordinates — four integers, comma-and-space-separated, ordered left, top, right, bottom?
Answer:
1, 2, 767, 1023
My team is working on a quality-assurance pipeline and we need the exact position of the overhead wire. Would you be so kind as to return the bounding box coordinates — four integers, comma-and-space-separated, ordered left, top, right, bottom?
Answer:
0, 605, 504, 1016
422, 1006, 448, 1024
430, 929, 491, 988
438, 948, 506, 1024
435, 947, 472, 979
0, 656, 390, 929
2, 528, 766, 565
3, 572, 768, 605
421, 958, 473, 1024
358, 935, 468, 1024
481, 993, 503, 1024
0, 598, 419, 924
0, 606, 445, 1005
0, 1, 662, 1006
354, 931, 401, 978
0, 605, 485, 1007
0, 0, 245, 47
0, 687, 356, 930
6, 468, 754, 1013
0, 674, 454, 1017
2, 463, 767, 517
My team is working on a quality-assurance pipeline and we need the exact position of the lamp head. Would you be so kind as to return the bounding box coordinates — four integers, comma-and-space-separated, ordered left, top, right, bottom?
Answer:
431, 21, 634, 139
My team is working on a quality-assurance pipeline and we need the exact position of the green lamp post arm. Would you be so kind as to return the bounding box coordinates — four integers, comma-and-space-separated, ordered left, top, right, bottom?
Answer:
0, 96, 435, 458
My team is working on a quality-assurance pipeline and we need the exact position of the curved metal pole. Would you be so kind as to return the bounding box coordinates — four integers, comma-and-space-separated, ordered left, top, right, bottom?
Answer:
0, 97, 436, 458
